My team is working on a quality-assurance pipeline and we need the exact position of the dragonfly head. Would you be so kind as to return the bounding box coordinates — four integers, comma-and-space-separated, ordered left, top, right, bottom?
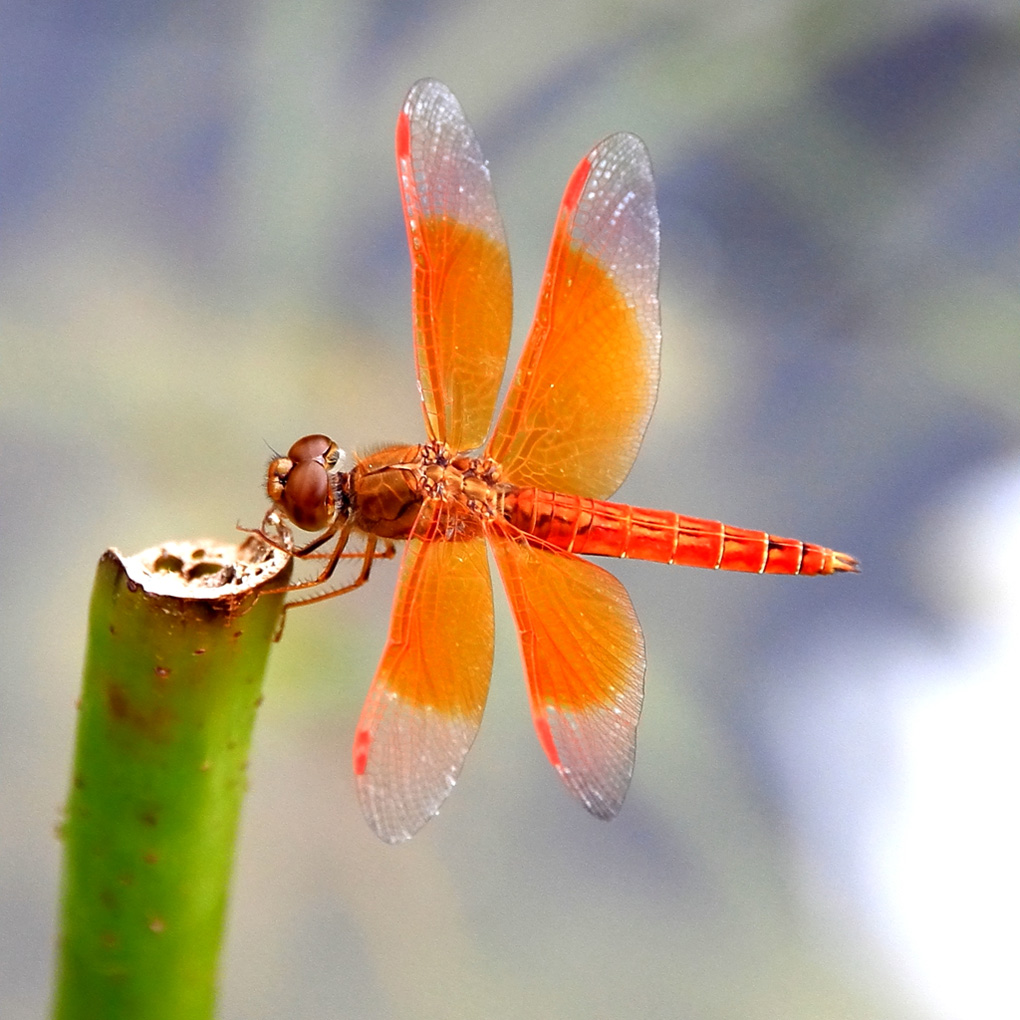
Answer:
266, 434, 347, 533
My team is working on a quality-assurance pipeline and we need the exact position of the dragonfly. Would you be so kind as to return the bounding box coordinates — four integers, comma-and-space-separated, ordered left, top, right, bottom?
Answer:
258, 79, 857, 844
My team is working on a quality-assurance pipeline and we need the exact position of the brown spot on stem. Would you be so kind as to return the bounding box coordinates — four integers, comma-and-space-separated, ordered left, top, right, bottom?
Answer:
106, 684, 130, 720
105, 683, 175, 741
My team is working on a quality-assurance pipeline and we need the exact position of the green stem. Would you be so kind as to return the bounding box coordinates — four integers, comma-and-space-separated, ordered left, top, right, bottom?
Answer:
54, 538, 291, 1020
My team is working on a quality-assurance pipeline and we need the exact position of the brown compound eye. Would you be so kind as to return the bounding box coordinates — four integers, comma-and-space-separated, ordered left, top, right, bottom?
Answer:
267, 434, 342, 532
288, 434, 339, 469
280, 459, 334, 532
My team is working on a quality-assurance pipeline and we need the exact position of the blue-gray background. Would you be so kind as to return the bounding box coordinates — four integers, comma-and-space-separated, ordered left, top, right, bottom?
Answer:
2, 2, 1018, 1017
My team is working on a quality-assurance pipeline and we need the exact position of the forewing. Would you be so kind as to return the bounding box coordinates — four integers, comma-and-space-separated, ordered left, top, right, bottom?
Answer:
486, 133, 660, 498
398, 78, 513, 450
489, 525, 645, 819
353, 504, 494, 842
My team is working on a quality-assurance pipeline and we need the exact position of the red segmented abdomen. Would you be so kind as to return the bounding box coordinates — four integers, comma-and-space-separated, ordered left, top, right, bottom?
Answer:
503, 488, 857, 576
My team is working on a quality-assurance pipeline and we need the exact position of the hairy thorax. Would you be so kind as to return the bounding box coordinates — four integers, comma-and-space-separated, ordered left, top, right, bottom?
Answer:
346, 442, 510, 540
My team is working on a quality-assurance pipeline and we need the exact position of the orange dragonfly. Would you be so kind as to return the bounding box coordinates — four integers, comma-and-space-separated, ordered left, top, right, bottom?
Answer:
258, 79, 857, 843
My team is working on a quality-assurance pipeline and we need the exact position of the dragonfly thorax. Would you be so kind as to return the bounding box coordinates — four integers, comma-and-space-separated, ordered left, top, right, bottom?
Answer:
346, 441, 508, 541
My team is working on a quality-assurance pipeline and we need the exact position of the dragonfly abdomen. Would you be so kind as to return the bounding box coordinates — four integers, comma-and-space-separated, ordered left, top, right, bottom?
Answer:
505, 488, 856, 576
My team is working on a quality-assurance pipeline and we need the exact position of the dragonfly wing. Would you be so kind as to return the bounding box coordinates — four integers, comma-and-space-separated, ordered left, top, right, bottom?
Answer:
354, 504, 494, 842
398, 78, 513, 450
489, 525, 645, 819
486, 132, 660, 498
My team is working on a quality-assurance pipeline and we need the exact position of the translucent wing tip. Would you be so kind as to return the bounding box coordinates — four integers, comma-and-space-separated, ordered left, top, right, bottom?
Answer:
354, 718, 465, 844
557, 764, 634, 821
402, 78, 457, 118
357, 770, 454, 845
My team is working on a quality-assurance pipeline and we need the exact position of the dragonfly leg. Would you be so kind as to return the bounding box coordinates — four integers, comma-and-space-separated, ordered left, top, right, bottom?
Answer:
243, 519, 397, 644
260, 520, 357, 596
300, 539, 397, 563
281, 533, 384, 608
237, 512, 318, 556
266, 533, 382, 641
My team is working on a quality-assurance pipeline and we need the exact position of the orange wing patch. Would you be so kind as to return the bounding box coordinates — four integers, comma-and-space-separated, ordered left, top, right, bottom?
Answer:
354, 505, 494, 842
489, 525, 645, 819
408, 218, 513, 449
487, 132, 660, 498
398, 80, 512, 449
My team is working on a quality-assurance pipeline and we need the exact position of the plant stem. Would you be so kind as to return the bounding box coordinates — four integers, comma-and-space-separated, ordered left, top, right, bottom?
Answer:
54, 538, 290, 1020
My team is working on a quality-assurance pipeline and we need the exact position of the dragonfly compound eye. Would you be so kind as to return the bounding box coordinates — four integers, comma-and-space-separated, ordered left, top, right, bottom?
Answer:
282, 459, 335, 532
288, 433, 337, 466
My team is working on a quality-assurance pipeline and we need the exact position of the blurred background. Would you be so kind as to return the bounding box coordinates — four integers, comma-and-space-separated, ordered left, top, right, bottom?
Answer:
2, 1, 1018, 1017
